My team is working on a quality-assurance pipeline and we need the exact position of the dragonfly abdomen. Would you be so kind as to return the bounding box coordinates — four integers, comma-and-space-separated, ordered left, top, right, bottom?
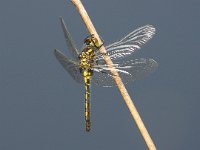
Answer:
83, 70, 92, 132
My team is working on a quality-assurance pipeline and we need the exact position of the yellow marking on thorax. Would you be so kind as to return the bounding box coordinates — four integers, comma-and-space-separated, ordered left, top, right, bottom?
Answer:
79, 47, 96, 70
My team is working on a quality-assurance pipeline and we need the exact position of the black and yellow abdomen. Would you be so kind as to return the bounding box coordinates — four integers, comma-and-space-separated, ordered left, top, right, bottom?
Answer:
83, 70, 92, 132
79, 47, 96, 132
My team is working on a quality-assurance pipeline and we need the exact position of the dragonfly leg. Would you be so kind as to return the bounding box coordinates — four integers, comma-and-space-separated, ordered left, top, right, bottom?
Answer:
97, 42, 104, 49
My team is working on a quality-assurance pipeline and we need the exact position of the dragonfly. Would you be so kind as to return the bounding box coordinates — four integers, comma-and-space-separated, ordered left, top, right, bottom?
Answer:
54, 17, 158, 132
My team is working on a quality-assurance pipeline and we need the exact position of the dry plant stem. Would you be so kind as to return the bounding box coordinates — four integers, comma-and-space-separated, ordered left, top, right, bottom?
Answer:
70, 0, 156, 149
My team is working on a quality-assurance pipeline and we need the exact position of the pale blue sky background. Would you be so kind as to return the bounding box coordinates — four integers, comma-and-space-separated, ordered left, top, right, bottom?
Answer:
1, 0, 200, 149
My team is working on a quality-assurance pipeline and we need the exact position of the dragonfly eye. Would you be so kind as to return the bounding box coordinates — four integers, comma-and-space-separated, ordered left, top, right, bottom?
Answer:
86, 41, 91, 46
84, 38, 90, 45
85, 39, 95, 47
84, 34, 97, 46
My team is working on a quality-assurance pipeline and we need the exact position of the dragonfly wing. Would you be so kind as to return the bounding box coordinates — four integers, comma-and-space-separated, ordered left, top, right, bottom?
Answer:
91, 58, 158, 87
96, 25, 155, 61
59, 17, 79, 60
54, 49, 83, 84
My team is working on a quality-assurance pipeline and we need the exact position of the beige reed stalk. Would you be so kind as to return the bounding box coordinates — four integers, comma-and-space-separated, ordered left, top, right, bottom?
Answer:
70, 0, 156, 149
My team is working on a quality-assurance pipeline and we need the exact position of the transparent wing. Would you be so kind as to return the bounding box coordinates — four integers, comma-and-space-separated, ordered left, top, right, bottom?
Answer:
59, 17, 79, 60
96, 25, 155, 61
54, 49, 83, 84
91, 58, 158, 87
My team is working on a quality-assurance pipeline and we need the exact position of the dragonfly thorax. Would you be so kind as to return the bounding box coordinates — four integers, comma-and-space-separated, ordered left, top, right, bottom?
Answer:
79, 47, 96, 70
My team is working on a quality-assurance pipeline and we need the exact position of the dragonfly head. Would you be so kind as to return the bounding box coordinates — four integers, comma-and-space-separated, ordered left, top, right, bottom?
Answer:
84, 34, 100, 48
